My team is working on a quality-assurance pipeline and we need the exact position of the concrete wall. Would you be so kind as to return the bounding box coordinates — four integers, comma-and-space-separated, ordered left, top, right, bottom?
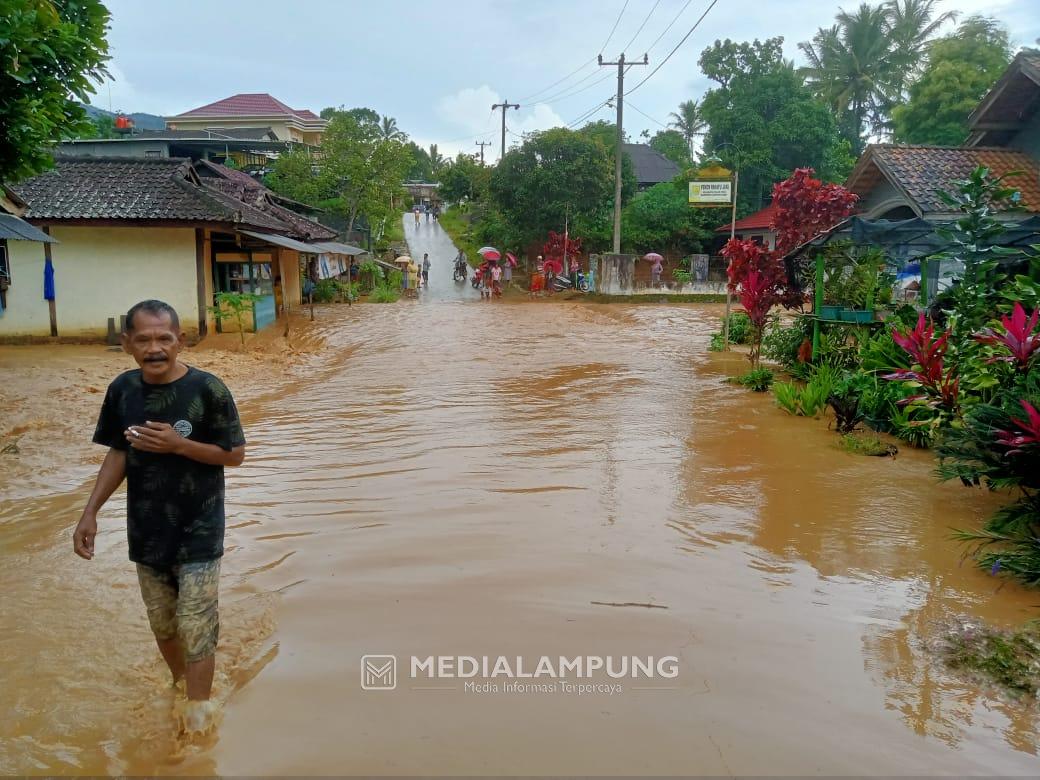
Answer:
857, 178, 915, 218
1, 226, 199, 340
594, 254, 637, 294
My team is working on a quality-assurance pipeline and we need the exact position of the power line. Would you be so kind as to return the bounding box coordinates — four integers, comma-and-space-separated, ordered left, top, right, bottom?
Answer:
625, 0, 719, 96
518, 0, 632, 104
621, 0, 663, 52
627, 100, 667, 128
541, 70, 616, 105
598, 0, 631, 55
644, 0, 697, 54
566, 96, 614, 128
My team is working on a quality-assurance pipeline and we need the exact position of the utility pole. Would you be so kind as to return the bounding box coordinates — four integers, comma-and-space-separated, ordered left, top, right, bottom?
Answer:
475, 140, 491, 164
491, 99, 519, 161
599, 53, 648, 253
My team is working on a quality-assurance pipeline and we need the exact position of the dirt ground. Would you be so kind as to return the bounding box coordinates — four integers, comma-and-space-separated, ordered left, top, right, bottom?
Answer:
0, 311, 324, 502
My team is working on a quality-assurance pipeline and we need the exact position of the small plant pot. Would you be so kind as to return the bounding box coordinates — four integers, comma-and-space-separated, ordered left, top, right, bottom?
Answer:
839, 308, 874, 323
819, 304, 841, 319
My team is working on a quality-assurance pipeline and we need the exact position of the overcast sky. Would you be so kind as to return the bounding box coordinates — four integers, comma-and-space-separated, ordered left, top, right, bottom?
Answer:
95, 0, 1039, 161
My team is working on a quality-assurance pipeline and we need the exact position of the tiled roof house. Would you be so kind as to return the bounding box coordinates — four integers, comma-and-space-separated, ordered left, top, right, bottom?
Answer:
0, 156, 347, 342
848, 52, 1040, 220
166, 93, 327, 145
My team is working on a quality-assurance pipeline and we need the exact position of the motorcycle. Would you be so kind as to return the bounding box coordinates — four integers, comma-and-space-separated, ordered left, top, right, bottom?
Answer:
453, 259, 468, 282
551, 270, 591, 293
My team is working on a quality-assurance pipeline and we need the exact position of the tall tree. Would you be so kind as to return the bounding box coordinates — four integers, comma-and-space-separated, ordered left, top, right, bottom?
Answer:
267, 110, 411, 235
886, 0, 958, 90
649, 129, 691, 168
404, 141, 433, 181
437, 153, 490, 203
488, 127, 614, 245
799, 0, 956, 153
0, 0, 111, 183
799, 4, 897, 154
699, 37, 853, 214
380, 116, 405, 141
668, 99, 706, 155
428, 143, 446, 175
892, 16, 1012, 145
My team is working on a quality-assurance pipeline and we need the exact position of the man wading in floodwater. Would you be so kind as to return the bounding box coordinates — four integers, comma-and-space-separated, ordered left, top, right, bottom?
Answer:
72, 300, 246, 735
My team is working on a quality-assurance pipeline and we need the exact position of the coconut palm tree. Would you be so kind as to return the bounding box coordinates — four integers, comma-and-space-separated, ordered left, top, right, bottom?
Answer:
668, 99, 706, 155
380, 116, 406, 141
428, 144, 446, 175
799, 3, 900, 155
800, 0, 956, 153
886, 0, 958, 92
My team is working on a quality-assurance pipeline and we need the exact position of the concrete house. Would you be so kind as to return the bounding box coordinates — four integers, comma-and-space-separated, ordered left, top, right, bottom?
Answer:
0, 156, 349, 342
166, 93, 327, 146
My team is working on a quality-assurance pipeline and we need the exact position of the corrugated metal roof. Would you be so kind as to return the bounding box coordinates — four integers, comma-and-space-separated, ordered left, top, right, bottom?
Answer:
0, 214, 57, 242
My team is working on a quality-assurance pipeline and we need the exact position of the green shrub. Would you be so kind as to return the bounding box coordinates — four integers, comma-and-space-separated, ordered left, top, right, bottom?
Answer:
313, 278, 338, 303
708, 333, 725, 352
736, 367, 774, 392
763, 320, 809, 369
726, 312, 753, 344
773, 365, 838, 417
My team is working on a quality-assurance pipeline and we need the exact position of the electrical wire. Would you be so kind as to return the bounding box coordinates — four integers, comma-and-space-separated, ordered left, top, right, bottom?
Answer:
621, 0, 663, 53
643, 0, 697, 54
518, 0, 632, 104
598, 0, 630, 55
566, 95, 614, 129
627, 100, 667, 128
625, 0, 719, 96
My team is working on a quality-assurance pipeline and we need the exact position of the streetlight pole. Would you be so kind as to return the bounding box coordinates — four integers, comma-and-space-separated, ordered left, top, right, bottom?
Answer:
705, 142, 742, 351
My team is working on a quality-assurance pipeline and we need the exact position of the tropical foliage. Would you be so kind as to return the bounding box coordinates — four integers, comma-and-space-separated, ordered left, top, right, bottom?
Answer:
0, 0, 111, 182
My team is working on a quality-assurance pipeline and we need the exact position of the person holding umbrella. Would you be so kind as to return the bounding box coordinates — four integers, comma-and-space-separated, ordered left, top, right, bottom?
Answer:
645, 253, 664, 288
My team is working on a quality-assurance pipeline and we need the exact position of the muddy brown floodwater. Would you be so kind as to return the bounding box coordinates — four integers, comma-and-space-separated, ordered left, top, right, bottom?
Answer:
2, 296, 1039, 775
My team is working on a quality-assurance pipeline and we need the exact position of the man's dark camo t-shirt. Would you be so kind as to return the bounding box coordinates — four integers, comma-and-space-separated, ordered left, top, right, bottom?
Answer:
93, 366, 245, 567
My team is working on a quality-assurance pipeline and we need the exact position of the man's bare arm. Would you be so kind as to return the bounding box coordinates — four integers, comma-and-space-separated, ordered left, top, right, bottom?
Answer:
74, 448, 127, 560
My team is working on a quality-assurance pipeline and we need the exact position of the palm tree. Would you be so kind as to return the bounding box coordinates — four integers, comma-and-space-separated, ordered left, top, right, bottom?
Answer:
800, 0, 956, 153
799, 3, 899, 155
668, 99, 705, 154
885, 0, 958, 92
380, 116, 405, 141
428, 144, 446, 175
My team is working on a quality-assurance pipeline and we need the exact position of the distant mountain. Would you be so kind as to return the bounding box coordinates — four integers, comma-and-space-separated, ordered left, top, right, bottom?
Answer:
80, 103, 166, 130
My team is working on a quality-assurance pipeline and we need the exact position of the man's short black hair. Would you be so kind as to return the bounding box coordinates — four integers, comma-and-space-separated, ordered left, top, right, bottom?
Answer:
125, 300, 180, 332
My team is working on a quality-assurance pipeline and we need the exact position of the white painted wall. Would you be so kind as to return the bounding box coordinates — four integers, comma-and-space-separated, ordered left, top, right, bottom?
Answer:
1, 225, 198, 340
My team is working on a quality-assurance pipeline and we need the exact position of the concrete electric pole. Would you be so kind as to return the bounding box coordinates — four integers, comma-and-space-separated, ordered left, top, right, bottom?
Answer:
491, 99, 519, 161
598, 53, 648, 253
475, 140, 491, 164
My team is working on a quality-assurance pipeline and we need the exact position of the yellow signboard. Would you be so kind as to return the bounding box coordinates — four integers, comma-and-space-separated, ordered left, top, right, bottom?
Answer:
689, 178, 733, 207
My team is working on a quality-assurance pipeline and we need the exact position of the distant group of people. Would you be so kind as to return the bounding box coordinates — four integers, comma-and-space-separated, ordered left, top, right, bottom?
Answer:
412, 203, 439, 227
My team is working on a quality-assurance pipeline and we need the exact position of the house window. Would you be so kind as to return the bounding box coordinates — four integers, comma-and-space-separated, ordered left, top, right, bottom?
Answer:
144, 150, 162, 158
0, 239, 10, 309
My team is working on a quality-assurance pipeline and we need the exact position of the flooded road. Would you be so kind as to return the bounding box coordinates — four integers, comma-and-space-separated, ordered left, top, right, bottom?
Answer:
2, 259, 1039, 773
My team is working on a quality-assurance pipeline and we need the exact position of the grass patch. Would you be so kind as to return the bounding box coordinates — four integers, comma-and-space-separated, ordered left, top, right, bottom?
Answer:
733, 367, 774, 392
838, 431, 897, 457
438, 207, 479, 263
944, 622, 1040, 698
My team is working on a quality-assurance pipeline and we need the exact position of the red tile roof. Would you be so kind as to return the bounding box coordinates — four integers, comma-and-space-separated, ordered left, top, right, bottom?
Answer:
850, 145, 1040, 214
172, 93, 322, 122
715, 203, 777, 233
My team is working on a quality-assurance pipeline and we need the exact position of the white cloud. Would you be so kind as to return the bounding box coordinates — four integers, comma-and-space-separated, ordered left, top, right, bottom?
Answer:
512, 103, 567, 135
437, 85, 501, 134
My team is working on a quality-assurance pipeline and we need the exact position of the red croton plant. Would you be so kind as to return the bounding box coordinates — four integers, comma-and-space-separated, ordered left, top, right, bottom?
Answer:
722, 168, 858, 365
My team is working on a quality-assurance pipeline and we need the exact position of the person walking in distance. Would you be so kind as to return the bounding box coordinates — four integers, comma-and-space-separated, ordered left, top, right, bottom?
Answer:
651, 255, 663, 288
73, 300, 246, 736
422, 253, 431, 287
413, 206, 421, 228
